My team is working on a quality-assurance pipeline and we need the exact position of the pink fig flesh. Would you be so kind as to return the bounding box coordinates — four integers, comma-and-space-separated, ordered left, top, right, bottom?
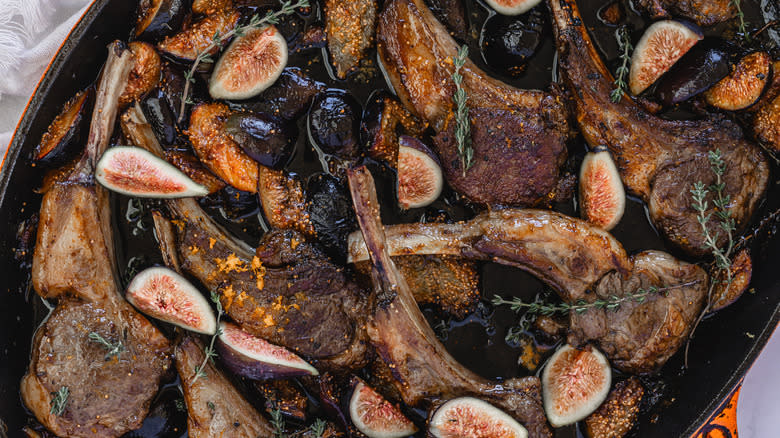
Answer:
429, 397, 528, 438
397, 136, 443, 210
629, 20, 702, 96
126, 267, 217, 335
216, 322, 319, 380
96, 146, 208, 198
579, 149, 625, 231
349, 377, 417, 438
485, 0, 543, 16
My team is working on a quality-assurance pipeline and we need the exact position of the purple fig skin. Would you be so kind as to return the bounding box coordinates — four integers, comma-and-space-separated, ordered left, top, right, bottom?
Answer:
398, 135, 440, 165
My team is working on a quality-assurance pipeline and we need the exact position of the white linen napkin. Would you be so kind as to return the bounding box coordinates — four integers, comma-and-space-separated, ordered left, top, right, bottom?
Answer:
0, 0, 91, 151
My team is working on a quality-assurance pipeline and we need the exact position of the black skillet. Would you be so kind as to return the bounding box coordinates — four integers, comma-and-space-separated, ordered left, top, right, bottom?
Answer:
0, 0, 778, 437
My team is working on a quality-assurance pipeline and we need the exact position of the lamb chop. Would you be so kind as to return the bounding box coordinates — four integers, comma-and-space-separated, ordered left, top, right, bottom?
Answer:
348, 166, 552, 438
22, 42, 172, 437
548, 0, 769, 257
633, 0, 735, 26
121, 105, 371, 372
377, 0, 570, 206
175, 336, 274, 437
347, 209, 708, 374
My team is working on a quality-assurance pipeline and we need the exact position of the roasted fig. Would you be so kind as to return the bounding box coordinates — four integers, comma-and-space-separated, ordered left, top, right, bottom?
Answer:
753, 94, 780, 152
188, 102, 259, 193
192, 0, 232, 15
360, 90, 423, 166
236, 67, 326, 120
126, 267, 217, 335
210, 26, 288, 100
349, 377, 417, 438
164, 150, 227, 194
628, 20, 702, 96
710, 248, 752, 312
224, 112, 297, 168
655, 38, 735, 106
578, 147, 625, 231
704, 51, 772, 111
96, 146, 209, 198
584, 377, 644, 438
258, 167, 314, 234
135, 0, 188, 41
426, 0, 468, 39
216, 321, 319, 379
157, 9, 240, 63
119, 41, 162, 107
306, 173, 357, 262
429, 397, 528, 438
480, 9, 545, 77
141, 89, 180, 146
324, 0, 377, 79
542, 344, 611, 428
596, 1, 623, 26
308, 90, 362, 158
397, 136, 443, 210
34, 88, 93, 164
484, 0, 542, 16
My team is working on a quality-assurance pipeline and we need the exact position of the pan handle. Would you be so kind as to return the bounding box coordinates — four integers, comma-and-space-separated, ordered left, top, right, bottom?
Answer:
689, 381, 741, 438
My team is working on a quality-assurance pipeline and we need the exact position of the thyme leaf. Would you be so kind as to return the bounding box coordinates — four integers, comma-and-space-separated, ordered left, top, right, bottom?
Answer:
88, 332, 124, 360
271, 408, 287, 438
50, 386, 69, 416
610, 26, 633, 103
452, 44, 474, 177
193, 291, 223, 382
731, 0, 750, 42
178, 0, 310, 122
309, 418, 327, 437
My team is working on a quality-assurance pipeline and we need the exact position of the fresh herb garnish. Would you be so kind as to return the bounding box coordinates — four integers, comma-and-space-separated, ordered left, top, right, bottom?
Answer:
271, 408, 287, 438
731, 0, 750, 42
88, 332, 124, 360
451, 44, 474, 177
193, 291, 223, 382
178, 0, 310, 122
50, 386, 69, 416
610, 26, 633, 103
309, 418, 327, 438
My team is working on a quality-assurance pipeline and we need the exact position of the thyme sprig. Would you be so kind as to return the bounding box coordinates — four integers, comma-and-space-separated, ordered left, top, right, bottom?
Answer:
178, 0, 310, 122
88, 332, 124, 360
731, 0, 750, 42
610, 26, 633, 103
50, 386, 69, 416
309, 418, 327, 438
492, 282, 699, 317
193, 291, 223, 382
271, 407, 328, 437
271, 408, 287, 438
452, 44, 474, 177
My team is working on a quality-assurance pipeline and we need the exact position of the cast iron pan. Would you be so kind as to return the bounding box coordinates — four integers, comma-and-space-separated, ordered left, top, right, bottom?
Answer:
0, 0, 779, 436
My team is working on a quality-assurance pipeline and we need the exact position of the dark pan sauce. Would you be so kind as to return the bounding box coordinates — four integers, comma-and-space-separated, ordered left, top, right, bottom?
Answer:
8, 0, 780, 437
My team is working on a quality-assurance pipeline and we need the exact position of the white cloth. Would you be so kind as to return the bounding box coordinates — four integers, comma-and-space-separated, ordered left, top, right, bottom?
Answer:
0, 0, 779, 435
0, 0, 91, 150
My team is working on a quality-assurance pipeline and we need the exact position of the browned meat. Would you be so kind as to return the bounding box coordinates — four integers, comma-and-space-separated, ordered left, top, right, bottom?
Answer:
584, 377, 644, 438
175, 336, 274, 437
21, 300, 171, 438
347, 209, 708, 374
324, 0, 377, 79
633, 0, 735, 26
23, 42, 172, 437
355, 255, 480, 318
378, 0, 569, 206
549, 0, 769, 257
348, 166, 552, 438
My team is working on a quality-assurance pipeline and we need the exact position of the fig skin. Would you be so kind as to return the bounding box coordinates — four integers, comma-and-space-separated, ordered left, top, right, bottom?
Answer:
126, 267, 217, 335
141, 88, 181, 146
135, 0, 188, 41
397, 136, 444, 210
704, 51, 773, 111
35, 88, 94, 165
96, 146, 209, 198
709, 248, 752, 312
429, 397, 528, 438
157, 9, 241, 63
360, 90, 423, 166
308, 90, 363, 159
655, 38, 735, 106
216, 322, 319, 380
306, 173, 357, 263
628, 20, 702, 96
224, 112, 297, 169
210, 26, 289, 100
484, 0, 543, 16
164, 150, 227, 194
542, 344, 611, 428
480, 10, 545, 77
349, 377, 417, 438
232, 67, 326, 120
578, 148, 625, 231
120, 41, 162, 108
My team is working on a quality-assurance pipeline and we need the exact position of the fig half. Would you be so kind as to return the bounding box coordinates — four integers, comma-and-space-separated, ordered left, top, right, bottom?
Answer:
216, 321, 319, 379
96, 146, 209, 198
157, 9, 240, 63
397, 136, 443, 210
429, 397, 528, 438
224, 112, 297, 169
704, 51, 772, 111
542, 344, 611, 428
126, 267, 217, 335
484, 0, 542, 16
349, 377, 417, 438
209, 26, 288, 100
135, 0, 187, 41
578, 147, 625, 231
628, 20, 702, 96
655, 38, 735, 106
34, 88, 93, 164
119, 41, 162, 108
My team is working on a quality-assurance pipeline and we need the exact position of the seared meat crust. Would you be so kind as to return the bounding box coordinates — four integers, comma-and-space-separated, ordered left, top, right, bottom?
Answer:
633, 0, 735, 26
